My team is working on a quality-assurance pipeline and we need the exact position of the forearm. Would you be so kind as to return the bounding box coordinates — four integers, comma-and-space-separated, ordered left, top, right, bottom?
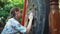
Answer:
26, 19, 32, 33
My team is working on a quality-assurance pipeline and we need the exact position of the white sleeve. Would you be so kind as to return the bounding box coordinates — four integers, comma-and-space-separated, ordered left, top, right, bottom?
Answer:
12, 21, 26, 34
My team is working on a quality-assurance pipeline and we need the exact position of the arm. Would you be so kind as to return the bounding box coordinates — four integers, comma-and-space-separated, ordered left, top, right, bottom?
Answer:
11, 21, 26, 34
26, 13, 33, 34
14, 20, 33, 34
26, 19, 33, 34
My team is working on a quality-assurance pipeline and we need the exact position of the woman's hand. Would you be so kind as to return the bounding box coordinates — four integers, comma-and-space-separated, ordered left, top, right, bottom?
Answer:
28, 13, 33, 21
26, 12, 33, 34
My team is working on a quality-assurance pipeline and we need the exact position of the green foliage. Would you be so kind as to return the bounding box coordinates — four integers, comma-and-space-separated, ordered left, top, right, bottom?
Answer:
0, 0, 24, 24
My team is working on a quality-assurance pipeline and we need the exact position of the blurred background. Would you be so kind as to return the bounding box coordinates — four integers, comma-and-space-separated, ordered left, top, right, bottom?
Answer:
0, 0, 24, 33
0, 0, 24, 27
0, 0, 60, 34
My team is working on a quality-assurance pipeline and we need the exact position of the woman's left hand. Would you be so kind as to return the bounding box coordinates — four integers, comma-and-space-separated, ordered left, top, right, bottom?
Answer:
28, 13, 33, 21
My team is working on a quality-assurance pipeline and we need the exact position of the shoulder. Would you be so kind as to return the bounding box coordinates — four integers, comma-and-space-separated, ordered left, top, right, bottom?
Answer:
8, 18, 20, 25
8, 18, 15, 21
6, 18, 14, 23
7, 18, 16, 22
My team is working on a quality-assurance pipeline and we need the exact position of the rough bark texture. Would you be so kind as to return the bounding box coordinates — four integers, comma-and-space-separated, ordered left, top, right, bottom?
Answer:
28, 0, 50, 34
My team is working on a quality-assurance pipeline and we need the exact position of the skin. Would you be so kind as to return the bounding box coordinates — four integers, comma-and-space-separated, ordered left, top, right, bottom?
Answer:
14, 11, 33, 34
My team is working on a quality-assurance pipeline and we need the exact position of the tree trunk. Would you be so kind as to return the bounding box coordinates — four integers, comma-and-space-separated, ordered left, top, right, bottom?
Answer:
28, 0, 50, 34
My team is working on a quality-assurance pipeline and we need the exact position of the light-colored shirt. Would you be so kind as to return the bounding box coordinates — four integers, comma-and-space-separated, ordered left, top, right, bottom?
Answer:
1, 18, 26, 34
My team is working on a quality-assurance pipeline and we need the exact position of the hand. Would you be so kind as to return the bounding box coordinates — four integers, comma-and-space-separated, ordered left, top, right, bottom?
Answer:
28, 13, 33, 21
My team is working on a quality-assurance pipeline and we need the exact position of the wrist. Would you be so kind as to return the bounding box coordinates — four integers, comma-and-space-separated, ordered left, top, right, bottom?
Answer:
30, 19, 33, 21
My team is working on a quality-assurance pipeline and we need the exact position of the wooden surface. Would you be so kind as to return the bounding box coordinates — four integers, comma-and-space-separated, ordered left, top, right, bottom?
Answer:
49, 0, 60, 34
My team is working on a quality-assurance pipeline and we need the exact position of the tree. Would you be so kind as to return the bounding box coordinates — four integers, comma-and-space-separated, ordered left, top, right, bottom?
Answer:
0, 0, 24, 26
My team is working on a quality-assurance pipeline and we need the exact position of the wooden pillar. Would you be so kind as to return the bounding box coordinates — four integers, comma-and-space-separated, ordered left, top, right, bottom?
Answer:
49, 0, 60, 34
21, 0, 27, 26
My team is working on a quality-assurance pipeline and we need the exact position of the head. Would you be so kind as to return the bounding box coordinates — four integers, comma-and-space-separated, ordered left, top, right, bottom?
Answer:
10, 7, 21, 19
